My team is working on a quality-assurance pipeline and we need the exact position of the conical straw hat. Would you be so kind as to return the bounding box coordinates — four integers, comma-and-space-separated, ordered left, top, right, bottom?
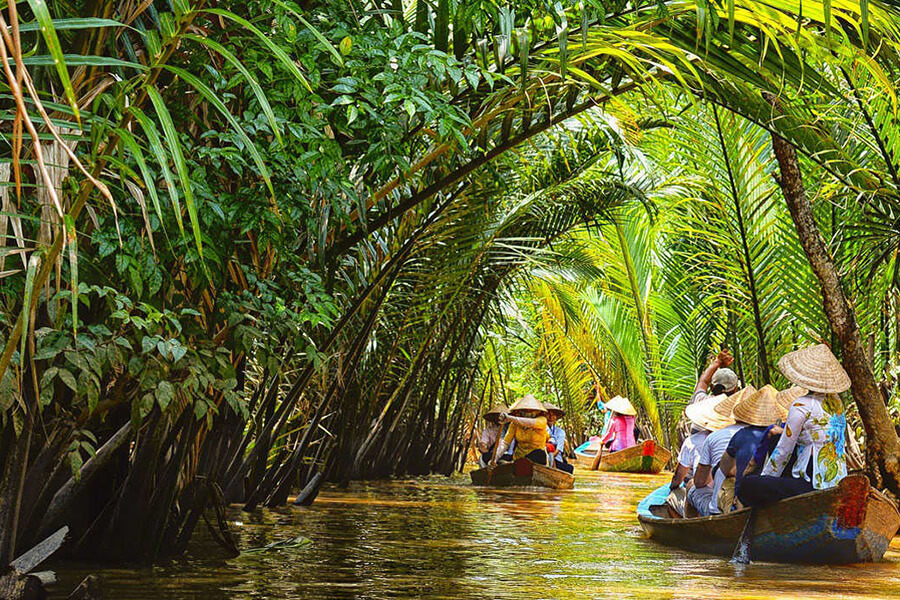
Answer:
604, 395, 636, 416
684, 394, 734, 431
714, 385, 757, 417
508, 394, 547, 415
732, 384, 782, 426
775, 386, 807, 415
778, 344, 851, 393
543, 402, 565, 417
483, 404, 509, 419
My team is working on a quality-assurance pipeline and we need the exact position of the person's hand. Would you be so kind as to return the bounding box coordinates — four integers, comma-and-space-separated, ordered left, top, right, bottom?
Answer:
489, 458, 498, 467
716, 349, 734, 368
498, 412, 510, 423
769, 425, 783, 437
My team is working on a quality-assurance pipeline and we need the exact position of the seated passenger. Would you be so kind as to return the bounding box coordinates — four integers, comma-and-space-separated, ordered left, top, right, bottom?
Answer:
717, 385, 783, 512
478, 404, 508, 467
491, 395, 550, 466
666, 393, 731, 516
686, 386, 756, 516
599, 396, 637, 452
738, 345, 850, 507
544, 403, 574, 474
738, 387, 805, 478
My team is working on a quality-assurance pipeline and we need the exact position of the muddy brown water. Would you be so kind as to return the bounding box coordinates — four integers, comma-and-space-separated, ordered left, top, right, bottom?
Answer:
49, 468, 900, 599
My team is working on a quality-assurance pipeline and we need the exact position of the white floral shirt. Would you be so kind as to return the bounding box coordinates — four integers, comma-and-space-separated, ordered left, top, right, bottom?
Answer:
761, 392, 847, 489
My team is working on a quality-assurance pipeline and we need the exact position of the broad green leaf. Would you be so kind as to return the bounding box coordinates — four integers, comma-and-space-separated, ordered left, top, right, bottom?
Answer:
860, 0, 869, 47
16, 18, 126, 32
25, 0, 80, 122
118, 129, 164, 224
20, 254, 41, 366
21, 54, 146, 70
156, 380, 175, 411
130, 107, 184, 235
64, 215, 78, 337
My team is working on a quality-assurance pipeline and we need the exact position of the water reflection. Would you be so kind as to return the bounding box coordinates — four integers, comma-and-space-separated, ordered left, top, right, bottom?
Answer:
49, 468, 900, 599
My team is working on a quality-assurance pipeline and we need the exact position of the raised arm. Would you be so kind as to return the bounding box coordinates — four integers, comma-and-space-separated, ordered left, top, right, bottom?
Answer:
695, 349, 734, 393
505, 414, 547, 430
491, 424, 517, 465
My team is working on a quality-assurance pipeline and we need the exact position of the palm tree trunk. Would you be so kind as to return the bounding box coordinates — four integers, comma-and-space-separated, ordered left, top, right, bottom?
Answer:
712, 105, 771, 384
768, 100, 900, 494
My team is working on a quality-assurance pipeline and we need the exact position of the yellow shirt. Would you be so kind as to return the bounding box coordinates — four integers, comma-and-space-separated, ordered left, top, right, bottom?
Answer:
503, 416, 549, 459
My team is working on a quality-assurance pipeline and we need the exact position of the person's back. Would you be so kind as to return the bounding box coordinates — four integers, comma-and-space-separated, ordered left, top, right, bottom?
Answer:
679, 430, 709, 481
726, 425, 768, 485
738, 345, 851, 507
688, 423, 746, 516
603, 414, 636, 452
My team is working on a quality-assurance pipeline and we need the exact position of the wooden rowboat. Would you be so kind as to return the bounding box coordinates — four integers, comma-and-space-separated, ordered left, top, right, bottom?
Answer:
470, 458, 575, 489
574, 440, 670, 473
637, 474, 900, 563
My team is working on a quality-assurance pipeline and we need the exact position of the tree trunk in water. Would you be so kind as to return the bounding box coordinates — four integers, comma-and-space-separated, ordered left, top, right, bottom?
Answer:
768, 103, 900, 493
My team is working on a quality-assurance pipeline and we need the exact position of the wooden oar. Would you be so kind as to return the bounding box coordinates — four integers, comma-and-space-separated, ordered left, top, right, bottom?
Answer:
590, 441, 606, 471
730, 508, 757, 564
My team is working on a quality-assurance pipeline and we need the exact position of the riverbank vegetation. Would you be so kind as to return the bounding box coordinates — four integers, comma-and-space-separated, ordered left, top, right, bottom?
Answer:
1, 0, 900, 569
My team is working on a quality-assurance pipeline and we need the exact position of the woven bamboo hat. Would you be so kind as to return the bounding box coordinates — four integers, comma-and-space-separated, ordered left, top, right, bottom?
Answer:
732, 384, 782, 426
684, 394, 734, 431
508, 394, 548, 415
714, 385, 757, 417
604, 395, 637, 416
483, 404, 509, 419
543, 402, 566, 417
776, 386, 807, 415
778, 344, 851, 393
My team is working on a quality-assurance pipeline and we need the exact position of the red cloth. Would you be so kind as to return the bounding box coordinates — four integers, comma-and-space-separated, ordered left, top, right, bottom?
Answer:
600, 414, 636, 452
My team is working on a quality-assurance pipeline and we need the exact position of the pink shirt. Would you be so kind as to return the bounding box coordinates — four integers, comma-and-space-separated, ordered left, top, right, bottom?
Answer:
601, 414, 636, 452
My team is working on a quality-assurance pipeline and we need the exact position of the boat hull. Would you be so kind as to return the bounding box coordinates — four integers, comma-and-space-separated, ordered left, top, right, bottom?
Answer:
470, 458, 575, 489
637, 474, 900, 563
575, 440, 671, 473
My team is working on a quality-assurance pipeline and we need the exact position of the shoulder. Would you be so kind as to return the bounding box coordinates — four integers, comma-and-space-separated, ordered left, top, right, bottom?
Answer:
788, 396, 815, 415
707, 428, 730, 443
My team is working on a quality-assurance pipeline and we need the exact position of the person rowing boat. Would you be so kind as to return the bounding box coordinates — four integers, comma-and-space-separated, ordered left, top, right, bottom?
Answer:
491, 395, 551, 467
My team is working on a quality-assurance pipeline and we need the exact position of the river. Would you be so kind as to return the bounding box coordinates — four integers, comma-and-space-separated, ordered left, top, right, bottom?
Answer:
50, 468, 900, 599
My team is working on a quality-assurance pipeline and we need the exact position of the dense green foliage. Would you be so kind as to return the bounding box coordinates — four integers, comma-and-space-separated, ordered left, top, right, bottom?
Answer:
1, 0, 899, 565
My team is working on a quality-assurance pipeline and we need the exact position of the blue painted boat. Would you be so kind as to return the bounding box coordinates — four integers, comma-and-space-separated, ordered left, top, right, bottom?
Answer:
637, 474, 900, 563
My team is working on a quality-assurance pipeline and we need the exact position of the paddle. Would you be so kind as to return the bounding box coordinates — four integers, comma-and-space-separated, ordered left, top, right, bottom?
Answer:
590, 440, 606, 471
730, 507, 757, 565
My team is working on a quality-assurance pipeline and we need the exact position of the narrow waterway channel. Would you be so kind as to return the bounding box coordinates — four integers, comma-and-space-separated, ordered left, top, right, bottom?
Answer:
50, 468, 900, 599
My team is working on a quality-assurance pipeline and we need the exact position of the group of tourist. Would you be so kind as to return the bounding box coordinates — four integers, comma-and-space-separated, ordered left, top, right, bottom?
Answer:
668, 343, 851, 517
478, 394, 575, 474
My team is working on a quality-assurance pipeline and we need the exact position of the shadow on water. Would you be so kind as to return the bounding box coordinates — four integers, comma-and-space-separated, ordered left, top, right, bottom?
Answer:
48, 468, 900, 599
